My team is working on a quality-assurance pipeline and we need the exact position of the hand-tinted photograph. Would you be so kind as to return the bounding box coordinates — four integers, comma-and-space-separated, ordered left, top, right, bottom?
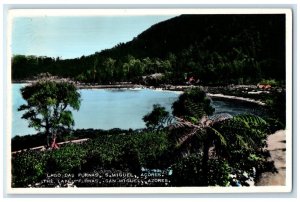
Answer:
8, 9, 292, 193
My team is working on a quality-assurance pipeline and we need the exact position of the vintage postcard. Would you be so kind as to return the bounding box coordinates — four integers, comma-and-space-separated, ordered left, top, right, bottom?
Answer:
5, 8, 292, 194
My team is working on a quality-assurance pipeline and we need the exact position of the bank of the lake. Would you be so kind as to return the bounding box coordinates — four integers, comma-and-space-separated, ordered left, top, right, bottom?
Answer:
12, 84, 179, 136
12, 82, 271, 137
13, 80, 273, 105
11, 83, 282, 188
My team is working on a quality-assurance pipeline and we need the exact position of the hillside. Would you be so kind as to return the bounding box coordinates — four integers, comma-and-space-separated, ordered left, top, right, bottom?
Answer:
12, 14, 286, 85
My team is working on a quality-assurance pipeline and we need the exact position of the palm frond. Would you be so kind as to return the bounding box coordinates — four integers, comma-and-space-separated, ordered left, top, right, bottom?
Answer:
216, 114, 268, 151
235, 134, 249, 149
170, 116, 207, 147
208, 126, 227, 146
164, 116, 176, 126
232, 114, 267, 127
177, 127, 200, 147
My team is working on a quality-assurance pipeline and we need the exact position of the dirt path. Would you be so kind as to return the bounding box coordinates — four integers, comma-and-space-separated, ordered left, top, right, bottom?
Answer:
12, 138, 89, 154
256, 130, 286, 186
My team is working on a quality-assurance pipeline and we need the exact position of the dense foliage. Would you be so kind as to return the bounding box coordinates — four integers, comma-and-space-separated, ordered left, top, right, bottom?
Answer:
265, 90, 286, 129
18, 79, 81, 146
12, 14, 285, 86
168, 88, 273, 186
12, 131, 173, 187
171, 154, 231, 186
172, 87, 214, 121
11, 128, 128, 152
143, 104, 170, 130
12, 87, 276, 187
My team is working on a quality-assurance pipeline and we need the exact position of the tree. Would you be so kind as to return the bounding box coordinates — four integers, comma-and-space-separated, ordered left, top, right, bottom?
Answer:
143, 104, 170, 130
170, 87, 269, 186
18, 78, 81, 148
172, 87, 215, 122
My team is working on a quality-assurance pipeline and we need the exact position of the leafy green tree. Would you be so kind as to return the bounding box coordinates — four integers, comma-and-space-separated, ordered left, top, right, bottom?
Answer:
18, 79, 81, 147
143, 104, 170, 130
172, 87, 215, 122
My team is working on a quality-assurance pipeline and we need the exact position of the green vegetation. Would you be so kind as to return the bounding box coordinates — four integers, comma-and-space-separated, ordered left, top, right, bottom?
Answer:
259, 79, 280, 86
18, 78, 81, 147
171, 154, 231, 186
172, 87, 215, 121
143, 104, 170, 130
168, 88, 271, 186
11, 128, 128, 152
12, 131, 172, 187
265, 91, 286, 129
12, 87, 275, 187
12, 14, 285, 86
12, 14, 286, 187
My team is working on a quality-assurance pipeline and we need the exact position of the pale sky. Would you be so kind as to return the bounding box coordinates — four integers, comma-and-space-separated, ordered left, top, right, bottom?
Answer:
11, 15, 177, 59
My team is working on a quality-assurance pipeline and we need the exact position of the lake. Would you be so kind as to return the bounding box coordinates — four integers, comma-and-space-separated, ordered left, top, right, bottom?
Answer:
12, 84, 263, 136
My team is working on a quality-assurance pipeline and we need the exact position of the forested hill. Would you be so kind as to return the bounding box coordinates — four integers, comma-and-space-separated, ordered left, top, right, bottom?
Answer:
12, 14, 286, 85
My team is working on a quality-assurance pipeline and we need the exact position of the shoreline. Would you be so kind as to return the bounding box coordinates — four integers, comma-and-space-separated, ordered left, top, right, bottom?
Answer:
207, 93, 266, 106
13, 81, 266, 106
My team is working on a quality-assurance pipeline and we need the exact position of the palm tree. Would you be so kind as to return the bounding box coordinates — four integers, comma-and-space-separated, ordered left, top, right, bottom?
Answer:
169, 87, 269, 186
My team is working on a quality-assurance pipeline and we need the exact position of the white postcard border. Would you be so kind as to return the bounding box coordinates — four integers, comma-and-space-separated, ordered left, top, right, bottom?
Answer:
5, 8, 293, 195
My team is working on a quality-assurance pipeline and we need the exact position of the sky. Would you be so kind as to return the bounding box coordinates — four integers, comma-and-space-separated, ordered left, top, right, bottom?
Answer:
11, 15, 177, 59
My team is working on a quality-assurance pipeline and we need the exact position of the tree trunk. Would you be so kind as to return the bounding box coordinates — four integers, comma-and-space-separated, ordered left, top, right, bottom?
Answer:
46, 125, 50, 147
51, 132, 59, 149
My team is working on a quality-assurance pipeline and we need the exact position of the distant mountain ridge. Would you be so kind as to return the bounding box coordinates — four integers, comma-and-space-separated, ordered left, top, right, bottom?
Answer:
101, 14, 285, 58
12, 14, 286, 85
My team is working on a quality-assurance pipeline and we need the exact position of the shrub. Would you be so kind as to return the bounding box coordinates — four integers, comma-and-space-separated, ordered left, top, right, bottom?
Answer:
260, 79, 278, 86
12, 150, 47, 187
170, 154, 231, 186
11, 130, 172, 187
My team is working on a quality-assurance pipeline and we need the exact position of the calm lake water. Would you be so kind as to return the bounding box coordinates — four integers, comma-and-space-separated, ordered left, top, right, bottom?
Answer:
12, 84, 262, 137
